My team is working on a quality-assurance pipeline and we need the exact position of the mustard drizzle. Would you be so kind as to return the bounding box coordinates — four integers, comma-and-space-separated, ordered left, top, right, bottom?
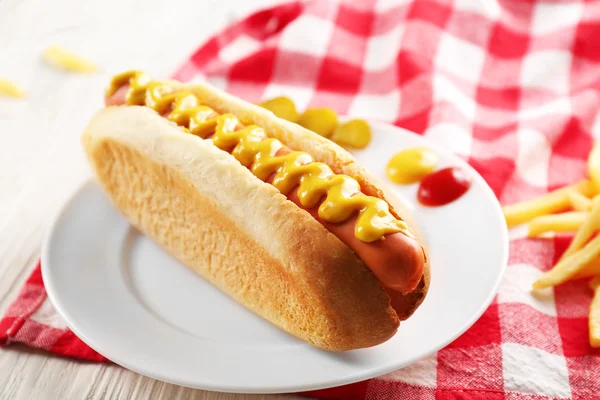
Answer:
106, 70, 409, 242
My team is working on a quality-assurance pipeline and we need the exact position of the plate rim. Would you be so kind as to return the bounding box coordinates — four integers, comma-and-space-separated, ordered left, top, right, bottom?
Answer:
41, 121, 509, 393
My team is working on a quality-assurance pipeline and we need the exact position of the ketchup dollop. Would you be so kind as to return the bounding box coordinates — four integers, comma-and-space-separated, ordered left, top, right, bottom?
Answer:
417, 167, 472, 206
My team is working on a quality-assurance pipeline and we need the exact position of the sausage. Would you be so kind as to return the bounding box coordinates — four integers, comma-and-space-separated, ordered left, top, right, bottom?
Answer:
105, 87, 425, 294
262, 147, 424, 294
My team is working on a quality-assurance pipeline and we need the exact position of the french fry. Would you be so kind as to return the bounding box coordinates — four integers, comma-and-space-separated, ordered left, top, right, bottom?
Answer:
589, 276, 600, 348
573, 257, 600, 280
503, 180, 594, 227
533, 234, 600, 289
42, 45, 98, 74
527, 212, 588, 237
568, 190, 592, 211
0, 77, 26, 98
588, 141, 600, 193
561, 196, 600, 260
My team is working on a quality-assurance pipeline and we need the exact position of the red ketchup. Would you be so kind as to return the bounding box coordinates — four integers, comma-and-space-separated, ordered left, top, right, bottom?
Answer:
417, 167, 472, 206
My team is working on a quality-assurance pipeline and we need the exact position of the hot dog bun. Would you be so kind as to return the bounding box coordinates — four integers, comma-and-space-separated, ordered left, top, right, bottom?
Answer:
82, 83, 430, 351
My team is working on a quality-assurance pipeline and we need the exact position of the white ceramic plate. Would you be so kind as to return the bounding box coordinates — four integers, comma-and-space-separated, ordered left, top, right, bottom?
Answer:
42, 121, 508, 394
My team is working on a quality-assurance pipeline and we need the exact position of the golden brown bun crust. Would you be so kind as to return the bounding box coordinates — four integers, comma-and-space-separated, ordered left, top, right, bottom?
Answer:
82, 106, 401, 351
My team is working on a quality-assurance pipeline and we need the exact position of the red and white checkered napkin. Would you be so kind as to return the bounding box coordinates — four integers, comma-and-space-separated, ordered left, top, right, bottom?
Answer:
3, 0, 600, 398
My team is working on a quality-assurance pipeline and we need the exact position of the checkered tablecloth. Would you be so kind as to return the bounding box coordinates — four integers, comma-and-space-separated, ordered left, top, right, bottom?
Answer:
3, 1, 600, 398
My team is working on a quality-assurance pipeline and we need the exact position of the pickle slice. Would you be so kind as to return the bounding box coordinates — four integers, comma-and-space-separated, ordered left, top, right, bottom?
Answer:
331, 119, 372, 149
297, 108, 339, 138
259, 96, 299, 122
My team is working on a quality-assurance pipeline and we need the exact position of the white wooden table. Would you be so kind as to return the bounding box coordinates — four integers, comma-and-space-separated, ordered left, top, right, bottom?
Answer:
0, 0, 307, 398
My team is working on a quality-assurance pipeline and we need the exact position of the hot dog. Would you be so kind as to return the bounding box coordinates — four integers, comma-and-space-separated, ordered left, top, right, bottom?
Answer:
107, 84, 424, 293
82, 70, 431, 351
